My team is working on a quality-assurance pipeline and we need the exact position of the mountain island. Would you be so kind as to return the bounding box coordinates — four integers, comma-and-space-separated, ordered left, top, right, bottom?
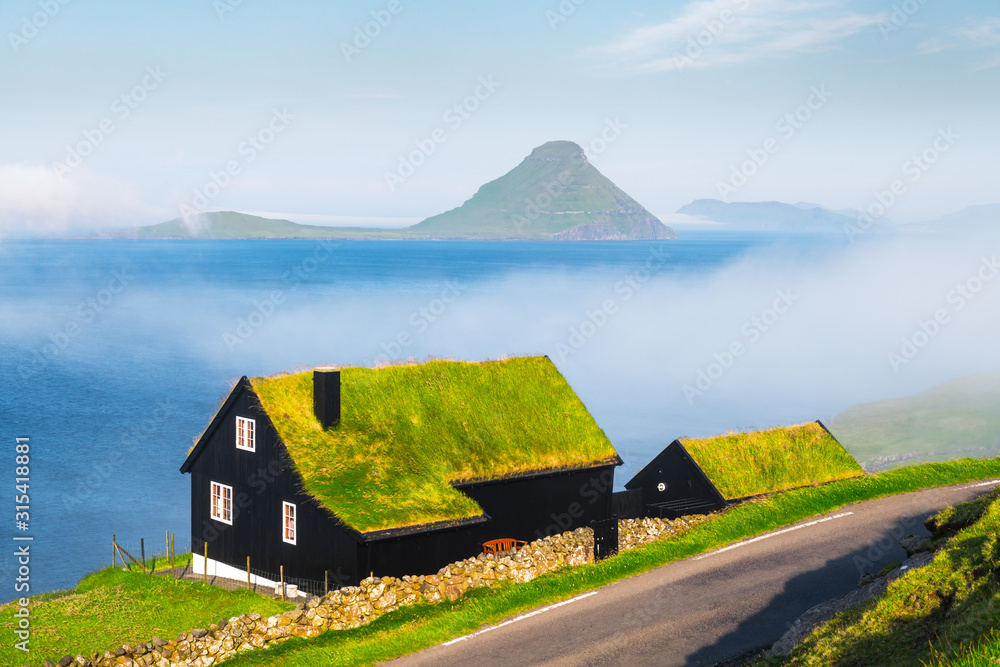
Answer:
409, 140, 674, 240
106, 141, 676, 241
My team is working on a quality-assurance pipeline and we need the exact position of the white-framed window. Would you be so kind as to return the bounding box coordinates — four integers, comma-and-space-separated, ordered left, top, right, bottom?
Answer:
236, 416, 255, 452
282, 501, 296, 545
211, 482, 233, 524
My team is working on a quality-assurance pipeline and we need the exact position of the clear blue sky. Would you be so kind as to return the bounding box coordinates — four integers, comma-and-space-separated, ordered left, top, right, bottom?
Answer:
1, 0, 997, 233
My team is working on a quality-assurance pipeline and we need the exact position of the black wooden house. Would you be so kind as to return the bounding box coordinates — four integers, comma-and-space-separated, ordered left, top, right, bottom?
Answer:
623, 440, 728, 519
180, 357, 621, 590
623, 421, 863, 520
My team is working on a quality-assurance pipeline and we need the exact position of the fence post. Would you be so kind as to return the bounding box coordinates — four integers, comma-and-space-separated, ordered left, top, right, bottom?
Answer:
247, 556, 251, 591
141, 538, 146, 574
280, 565, 285, 601
324, 570, 328, 596
112, 534, 117, 569
203, 542, 208, 585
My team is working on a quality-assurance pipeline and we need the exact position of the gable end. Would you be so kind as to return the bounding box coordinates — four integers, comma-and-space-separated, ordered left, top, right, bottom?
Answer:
180, 376, 252, 474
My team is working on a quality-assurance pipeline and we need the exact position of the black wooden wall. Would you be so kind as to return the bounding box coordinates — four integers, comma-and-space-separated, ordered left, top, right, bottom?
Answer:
187, 380, 362, 587
624, 440, 727, 519
458, 464, 616, 543
364, 464, 618, 579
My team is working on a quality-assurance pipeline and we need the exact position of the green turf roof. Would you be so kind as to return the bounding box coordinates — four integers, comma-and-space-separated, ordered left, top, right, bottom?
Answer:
681, 422, 864, 500
249, 356, 619, 533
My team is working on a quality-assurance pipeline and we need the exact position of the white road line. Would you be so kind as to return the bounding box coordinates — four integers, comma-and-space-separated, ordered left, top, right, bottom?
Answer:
442, 591, 599, 646
962, 479, 1000, 489
693, 512, 855, 560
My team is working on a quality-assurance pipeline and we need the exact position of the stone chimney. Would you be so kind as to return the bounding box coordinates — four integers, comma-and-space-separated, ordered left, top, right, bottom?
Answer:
313, 368, 341, 429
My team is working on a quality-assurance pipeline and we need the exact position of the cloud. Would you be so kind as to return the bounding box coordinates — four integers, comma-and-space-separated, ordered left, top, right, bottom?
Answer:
0, 164, 154, 237
918, 18, 1000, 70
970, 55, 1000, 72
953, 18, 1000, 49
591, 0, 885, 74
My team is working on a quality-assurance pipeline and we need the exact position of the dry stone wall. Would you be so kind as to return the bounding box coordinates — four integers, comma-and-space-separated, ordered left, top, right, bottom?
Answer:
28, 516, 705, 667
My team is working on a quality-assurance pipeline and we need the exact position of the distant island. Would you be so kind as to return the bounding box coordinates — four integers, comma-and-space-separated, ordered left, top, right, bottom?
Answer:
673, 199, 999, 236
101, 141, 677, 241
675, 199, 870, 233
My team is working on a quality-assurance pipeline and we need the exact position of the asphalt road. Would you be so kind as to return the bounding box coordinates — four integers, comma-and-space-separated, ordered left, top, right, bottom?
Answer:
390, 478, 1000, 667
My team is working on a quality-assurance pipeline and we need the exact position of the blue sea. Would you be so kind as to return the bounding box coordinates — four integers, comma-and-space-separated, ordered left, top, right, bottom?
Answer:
2, 232, 991, 599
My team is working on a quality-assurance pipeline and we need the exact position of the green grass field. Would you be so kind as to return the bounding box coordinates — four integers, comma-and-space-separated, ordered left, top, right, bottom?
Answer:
827, 371, 1000, 471
765, 487, 1000, 666
682, 422, 864, 499
0, 567, 292, 666
251, 357, 618, 532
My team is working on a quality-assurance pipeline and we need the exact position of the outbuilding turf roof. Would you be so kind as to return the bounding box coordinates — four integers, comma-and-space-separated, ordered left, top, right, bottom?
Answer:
249, 356, 619, 533
680, 421, 864, 500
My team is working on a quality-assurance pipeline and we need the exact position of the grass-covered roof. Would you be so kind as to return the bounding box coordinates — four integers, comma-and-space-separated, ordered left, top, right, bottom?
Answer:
249, 356, 618, 533
681, 422, 863, 500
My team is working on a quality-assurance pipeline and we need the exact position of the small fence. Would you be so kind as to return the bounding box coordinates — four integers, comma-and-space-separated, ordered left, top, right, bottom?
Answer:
241, 561, 344, 598
112, 533, 350, 600
112, 532, 191, 575
591, 515, 619, 562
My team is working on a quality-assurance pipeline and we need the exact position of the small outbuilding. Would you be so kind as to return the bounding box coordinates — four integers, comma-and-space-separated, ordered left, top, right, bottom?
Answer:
625, 421, 863, 519
180, 356, 621, 590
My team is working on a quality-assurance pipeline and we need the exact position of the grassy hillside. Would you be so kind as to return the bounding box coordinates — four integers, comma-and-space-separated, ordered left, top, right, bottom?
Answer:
250, 357, 619, 533
827, 372, 1000, 471
769, 487, 1000, 666
682, 422, 864, 500
409, 141, 676, 240
0, 567, 292, 665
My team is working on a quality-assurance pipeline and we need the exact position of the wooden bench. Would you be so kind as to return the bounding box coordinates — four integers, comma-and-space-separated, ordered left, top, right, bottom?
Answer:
482, 538, 527, 555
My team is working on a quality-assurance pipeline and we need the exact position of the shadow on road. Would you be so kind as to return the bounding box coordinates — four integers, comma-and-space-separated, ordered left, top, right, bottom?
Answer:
686, 509, 932, 666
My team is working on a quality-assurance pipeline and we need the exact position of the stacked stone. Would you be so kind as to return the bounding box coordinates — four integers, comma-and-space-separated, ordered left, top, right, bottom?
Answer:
31, 515, 707, 667
618, 515, 705, 551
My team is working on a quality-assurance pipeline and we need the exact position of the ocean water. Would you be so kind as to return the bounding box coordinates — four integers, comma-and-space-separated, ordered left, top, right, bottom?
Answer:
2, 231, 989, 599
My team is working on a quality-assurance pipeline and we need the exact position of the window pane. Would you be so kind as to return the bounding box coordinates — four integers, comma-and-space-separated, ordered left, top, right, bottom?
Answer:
236, 417, 256, 451
283, 503, 296, 543
211, 482, 233, 524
